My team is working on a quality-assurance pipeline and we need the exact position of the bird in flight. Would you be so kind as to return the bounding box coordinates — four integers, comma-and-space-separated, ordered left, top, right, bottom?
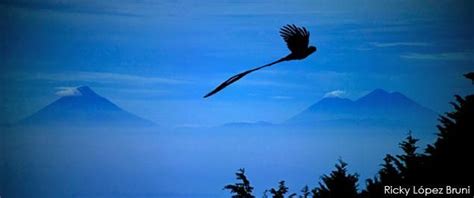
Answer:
204, 24, 317, 98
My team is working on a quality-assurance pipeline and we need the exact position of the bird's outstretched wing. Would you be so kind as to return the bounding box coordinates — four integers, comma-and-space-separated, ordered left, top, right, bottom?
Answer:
279, 24, 310, 54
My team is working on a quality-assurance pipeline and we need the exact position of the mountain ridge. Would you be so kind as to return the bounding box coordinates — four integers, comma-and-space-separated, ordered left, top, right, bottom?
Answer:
286, 89, 438, 127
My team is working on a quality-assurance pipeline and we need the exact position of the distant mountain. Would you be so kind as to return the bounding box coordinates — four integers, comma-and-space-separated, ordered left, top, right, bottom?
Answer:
287, 89, 438, 127
18, 86, 155, 127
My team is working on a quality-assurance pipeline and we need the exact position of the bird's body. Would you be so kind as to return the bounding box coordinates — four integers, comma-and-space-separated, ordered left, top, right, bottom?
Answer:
464, 72, 474, 84
204, 24, 316, 98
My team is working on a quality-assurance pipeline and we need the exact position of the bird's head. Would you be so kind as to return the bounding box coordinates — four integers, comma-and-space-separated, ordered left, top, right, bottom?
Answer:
308, 46, 317, 54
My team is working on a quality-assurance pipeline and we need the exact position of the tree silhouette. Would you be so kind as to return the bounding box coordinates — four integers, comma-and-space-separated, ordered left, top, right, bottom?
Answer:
362, 154, 403, 198
423, 73, 474, 185
362, 177, 381, 198
379, 155, 402, 185
268, 181, 289, 198
224, 168, 255, 198
299, 185, 310, 198
392, 132, 426, 184
312, 159, 359, 198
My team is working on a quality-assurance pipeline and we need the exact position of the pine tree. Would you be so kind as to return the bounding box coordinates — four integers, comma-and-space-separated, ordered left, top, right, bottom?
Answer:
268, 181, 289, 198
361, 177, 380, 198
379, 155, 402, 184
312, 159, 359, 198
224, 168, 255, 198
392, 132, 425, 184
299, 185, 310, 198
424, 73, 474, 185
361, 154, 403, 198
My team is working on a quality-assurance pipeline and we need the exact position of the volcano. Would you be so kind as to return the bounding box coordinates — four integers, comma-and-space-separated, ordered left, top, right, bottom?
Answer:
19, 86, 155, 127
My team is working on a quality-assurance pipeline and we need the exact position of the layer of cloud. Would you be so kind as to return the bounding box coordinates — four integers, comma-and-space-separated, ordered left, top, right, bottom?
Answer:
401, 52, 474, 61
238, 79, 302, 89
1, 0, 141, 17
305, 71, 351, 83
29, 71, 190, 85
324, 90, 346, 98
55, 87, 80, 96
370, 42, 430, 48
271, 95, 293, 100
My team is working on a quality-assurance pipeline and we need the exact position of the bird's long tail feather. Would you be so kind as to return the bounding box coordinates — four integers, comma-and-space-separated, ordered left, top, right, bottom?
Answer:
204, 56, 288, 98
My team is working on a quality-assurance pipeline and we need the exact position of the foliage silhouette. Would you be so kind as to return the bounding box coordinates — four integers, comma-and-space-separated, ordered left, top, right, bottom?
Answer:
361, 155, 403, 198
312, 159, 359, 198
378, 155, 402, 185
299, 185, 310, 198
224, 168, 255, 198
423, 76, 474, 185
268, 181, 289, 198
393, 132, 426, 184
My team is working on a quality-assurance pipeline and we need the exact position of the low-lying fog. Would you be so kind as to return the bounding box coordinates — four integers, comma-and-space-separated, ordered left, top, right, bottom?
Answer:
1, 125, 436, 197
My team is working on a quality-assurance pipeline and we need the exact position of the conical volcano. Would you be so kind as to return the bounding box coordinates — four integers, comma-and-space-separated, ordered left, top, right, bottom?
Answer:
19, 86, 155, 127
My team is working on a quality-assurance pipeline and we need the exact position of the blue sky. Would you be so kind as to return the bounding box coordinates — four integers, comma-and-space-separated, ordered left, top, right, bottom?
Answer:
1, 0, 473, 126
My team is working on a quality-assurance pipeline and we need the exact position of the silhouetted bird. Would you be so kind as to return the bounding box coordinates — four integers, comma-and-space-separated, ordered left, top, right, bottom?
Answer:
204, 24, 317, 98
464, 72, 474, 84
